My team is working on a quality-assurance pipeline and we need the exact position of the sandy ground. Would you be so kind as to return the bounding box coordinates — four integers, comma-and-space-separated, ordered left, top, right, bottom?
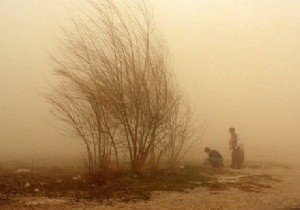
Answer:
3, 163, 300, 210
85, 165, 300, 210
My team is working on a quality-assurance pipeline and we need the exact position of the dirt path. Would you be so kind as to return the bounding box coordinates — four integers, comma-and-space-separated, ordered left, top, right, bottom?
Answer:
3, 164, 300, 210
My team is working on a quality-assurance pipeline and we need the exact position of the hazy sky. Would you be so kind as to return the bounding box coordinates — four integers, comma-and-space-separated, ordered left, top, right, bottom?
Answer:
1, 0, 300, 161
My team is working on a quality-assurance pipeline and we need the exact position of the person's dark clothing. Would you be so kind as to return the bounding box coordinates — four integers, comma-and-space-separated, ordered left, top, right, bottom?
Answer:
208, 150, 223, 159
231, 147, 244, 169
208, 150, 223, 168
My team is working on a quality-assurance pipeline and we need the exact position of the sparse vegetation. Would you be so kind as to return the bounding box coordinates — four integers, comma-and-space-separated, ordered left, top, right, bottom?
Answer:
0, 162, 286, 209
45, 0, 206, 181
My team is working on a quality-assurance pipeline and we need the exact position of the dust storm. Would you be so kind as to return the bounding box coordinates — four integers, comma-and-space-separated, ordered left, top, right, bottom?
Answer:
0, 1, 300, 209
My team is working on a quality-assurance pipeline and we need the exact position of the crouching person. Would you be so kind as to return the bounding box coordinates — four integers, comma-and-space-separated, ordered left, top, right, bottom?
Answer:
204, 147, 224, 168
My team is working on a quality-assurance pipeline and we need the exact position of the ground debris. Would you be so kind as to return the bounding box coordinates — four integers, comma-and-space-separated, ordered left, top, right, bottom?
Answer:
73, 175, 81, 181
15, 169, 31, 173
0, 165, 209, 205
197, 173, 280, 193
0, 193, 7, 200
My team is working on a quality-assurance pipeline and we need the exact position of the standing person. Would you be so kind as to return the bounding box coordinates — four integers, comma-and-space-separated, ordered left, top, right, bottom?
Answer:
229, 127, 244, 169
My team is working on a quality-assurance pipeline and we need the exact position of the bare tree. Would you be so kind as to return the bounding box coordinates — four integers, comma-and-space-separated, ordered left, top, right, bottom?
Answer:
46, 0, 204, 178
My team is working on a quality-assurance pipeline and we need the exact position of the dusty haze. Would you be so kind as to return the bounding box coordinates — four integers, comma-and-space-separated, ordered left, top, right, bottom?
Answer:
1, 0, 300, 165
